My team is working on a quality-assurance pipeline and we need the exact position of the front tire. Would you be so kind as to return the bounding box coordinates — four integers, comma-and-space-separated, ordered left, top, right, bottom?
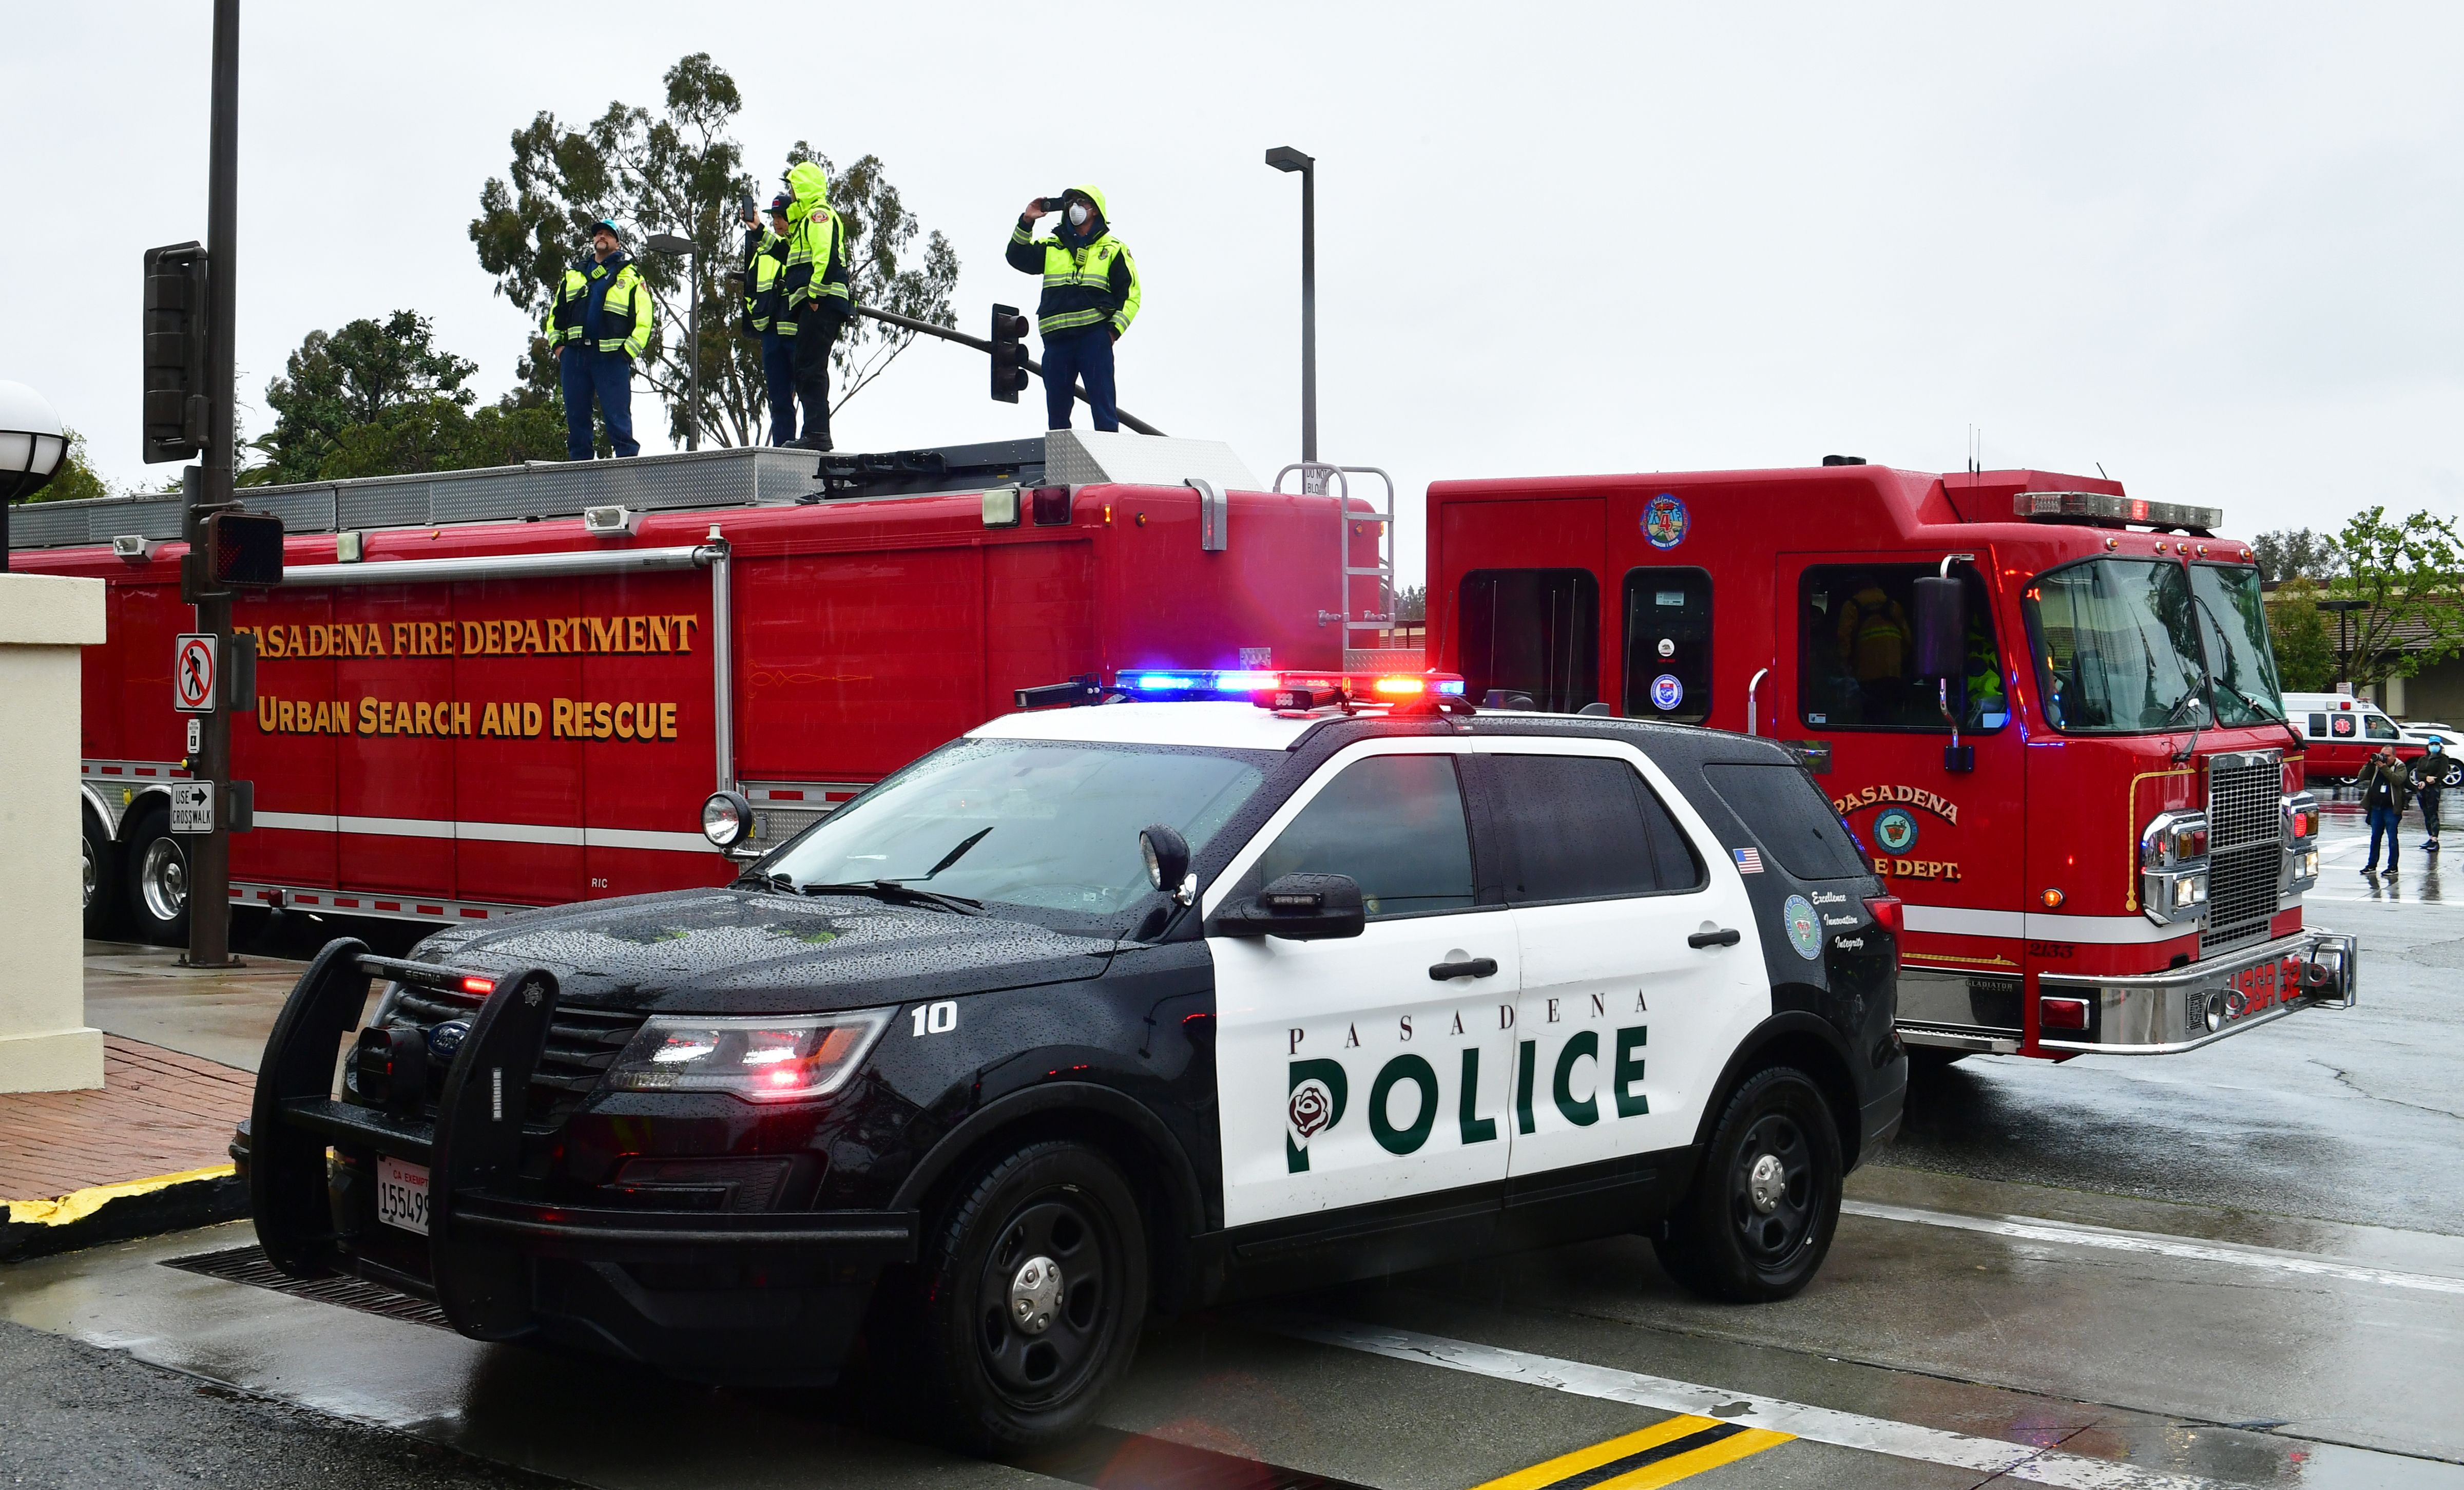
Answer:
887, 1140, 1148, 1454
1654, 1066, 1843, 1302
122, 806, 190, 946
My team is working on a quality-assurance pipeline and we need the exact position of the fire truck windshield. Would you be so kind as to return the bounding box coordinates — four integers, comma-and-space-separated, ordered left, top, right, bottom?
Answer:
2023, 558, 2284, 734
758, 739, 1272, 929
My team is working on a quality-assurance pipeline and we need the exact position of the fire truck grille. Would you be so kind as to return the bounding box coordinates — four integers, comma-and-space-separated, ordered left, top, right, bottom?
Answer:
2204, 755, 2282, 953
379, 984, 647, 1125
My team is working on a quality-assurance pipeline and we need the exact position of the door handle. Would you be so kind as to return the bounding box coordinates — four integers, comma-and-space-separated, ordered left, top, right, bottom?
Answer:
1428, 957, 1499, 981
1688, 928, 1742, 949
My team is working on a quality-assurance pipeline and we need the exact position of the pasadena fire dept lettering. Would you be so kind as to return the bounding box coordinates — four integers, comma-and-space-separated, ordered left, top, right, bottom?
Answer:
233, 613, 701, 660
255, 695, 681, 741
1282, 996, 1651, 1172
1830, 782, 1959, 825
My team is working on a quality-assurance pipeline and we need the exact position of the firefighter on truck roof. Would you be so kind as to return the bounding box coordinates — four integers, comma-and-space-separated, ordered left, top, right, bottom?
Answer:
781, 160, 853, 452
544, 218, 654, 462
1009, 185, 1141, 433
740, 192, 798, 446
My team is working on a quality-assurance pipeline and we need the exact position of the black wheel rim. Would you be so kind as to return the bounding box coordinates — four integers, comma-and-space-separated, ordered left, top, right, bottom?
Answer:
973, 1191, 1115, 1408
1727, 1112, 1816, 1265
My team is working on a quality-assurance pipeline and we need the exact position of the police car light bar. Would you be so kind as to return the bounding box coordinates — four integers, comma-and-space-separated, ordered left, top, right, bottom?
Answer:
2013, 491, 2223, 532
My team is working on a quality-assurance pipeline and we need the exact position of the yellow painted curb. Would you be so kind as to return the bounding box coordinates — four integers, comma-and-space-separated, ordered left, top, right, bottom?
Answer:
5, 1164, 238, 1227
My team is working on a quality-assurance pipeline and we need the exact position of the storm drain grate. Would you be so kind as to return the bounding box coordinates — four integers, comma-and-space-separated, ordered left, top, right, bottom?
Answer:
165, 1244, 452, 1331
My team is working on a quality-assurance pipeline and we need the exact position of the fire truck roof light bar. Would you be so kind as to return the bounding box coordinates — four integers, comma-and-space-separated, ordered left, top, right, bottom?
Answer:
2013, 491, 2224, 533
276, 543, 721, 587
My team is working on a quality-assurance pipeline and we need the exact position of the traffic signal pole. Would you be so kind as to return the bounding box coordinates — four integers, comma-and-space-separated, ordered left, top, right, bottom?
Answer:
859, 305, 1168, 436
184, 0, 242, 969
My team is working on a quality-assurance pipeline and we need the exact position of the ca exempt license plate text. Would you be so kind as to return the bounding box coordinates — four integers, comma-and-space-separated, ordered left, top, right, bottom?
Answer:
376, 1155, 430, 1235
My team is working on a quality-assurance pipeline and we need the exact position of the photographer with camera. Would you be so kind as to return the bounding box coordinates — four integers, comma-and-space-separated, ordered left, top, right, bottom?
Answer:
780, 160, 852, 452
739, 192, 798, 445
1006, 186, 1140, 433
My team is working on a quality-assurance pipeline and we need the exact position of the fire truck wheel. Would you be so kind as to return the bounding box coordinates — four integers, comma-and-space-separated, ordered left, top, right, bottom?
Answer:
882, 1138, 1149, 1454
122, 806, 190, 946
1653, 1066, 1842, 1303
82, 811, 117, 939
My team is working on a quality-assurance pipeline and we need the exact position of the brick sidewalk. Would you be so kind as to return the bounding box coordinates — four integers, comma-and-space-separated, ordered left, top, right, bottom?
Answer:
0, 1037, 253, 1202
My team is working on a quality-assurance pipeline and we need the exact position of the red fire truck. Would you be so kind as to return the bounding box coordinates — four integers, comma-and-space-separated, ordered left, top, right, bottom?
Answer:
13, 437, 1395, 944
1423, 461, 2358, 1061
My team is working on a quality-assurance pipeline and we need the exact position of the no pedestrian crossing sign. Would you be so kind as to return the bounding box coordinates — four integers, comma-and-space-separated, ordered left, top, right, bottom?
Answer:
174, 634, 218, 713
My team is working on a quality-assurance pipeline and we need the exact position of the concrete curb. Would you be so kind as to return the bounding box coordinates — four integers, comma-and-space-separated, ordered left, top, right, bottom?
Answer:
2, 1164, 248, 1263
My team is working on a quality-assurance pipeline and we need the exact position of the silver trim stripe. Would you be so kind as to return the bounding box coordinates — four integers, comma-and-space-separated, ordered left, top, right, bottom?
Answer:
253, 811, 707, 853
1905, 905, 2197, 945
1280, 1317, 2237, 1490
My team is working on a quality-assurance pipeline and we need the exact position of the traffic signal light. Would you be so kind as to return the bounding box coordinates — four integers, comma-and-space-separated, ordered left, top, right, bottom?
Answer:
206, 510, 284, 587
990, 304, 1030, 403
143, 242, 210, 464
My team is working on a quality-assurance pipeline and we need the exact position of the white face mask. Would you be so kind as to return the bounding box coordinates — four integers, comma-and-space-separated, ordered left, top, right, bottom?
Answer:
1066, 202, 1090, 227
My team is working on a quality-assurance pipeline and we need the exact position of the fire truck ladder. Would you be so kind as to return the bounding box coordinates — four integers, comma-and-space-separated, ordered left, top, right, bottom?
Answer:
1276, 463, 1409, 673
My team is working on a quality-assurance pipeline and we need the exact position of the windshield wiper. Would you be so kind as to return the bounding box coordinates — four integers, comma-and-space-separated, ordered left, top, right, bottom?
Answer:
798, 881, 987, 915
886, 826, 994, 884
732, 871, 793, 894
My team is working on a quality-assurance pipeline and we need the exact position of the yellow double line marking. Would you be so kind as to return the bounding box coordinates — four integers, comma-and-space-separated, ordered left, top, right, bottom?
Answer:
1470, 1415, 1793, 1490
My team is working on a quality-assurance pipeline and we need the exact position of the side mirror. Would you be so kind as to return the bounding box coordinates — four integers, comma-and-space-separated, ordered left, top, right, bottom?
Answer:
1912, 575, 1964, 679
1206, 872, 1366, 941
1140, 824, 1194, 905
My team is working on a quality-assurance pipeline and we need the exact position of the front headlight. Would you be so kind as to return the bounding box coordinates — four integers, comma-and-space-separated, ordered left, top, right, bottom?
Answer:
607, 1009, 892, 1101
702, 790, 754, 849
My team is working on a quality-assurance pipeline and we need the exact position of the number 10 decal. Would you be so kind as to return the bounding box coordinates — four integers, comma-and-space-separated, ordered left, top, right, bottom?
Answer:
910, 1001, 958, 1037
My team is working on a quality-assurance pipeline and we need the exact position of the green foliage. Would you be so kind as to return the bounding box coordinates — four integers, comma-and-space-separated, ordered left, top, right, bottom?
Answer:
1393, 583, 1427, 624
2264, 578, 2338, 692
470, 53, 957, 446
256, 311, 479, 484
2325, 506, 2464, 688
27, 427, 112, 503
320, 398, 570, 481
2251, 528, 2342, 584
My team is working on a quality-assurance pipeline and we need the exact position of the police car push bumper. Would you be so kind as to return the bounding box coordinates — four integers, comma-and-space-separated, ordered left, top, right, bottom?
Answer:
249, 942, 914, 1353
2033, 928, 2358, 1055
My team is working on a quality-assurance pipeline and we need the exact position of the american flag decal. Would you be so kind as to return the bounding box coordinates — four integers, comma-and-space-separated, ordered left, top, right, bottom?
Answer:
1734, 846, 1764, 874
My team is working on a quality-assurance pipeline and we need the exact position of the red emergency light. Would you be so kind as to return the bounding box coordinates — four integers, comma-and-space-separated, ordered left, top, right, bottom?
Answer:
461, 976, 495, 996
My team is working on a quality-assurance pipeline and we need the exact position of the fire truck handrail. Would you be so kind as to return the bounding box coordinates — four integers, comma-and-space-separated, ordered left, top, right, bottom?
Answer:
274, 543, 721, 587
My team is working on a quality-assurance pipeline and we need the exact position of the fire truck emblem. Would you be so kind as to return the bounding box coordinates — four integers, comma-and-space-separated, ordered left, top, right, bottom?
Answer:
1873, 807, 1919, 853
1650, 674, 1684, 711
1782, 895, 1822, 961
1643, 493, 1688, 549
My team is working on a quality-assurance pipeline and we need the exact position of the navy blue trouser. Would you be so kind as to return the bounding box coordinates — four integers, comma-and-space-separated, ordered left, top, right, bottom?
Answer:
561, 346, 638, 460
1040, 326, 1118, 432
760, 329, 798, 445
2365, 805, 2402, 870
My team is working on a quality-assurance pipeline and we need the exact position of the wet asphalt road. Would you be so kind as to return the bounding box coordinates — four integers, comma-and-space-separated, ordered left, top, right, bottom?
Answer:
6, 810, 2461, 1489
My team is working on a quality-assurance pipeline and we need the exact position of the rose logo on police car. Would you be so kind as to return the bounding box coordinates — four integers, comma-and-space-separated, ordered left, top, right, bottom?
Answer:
1288, 1078, 1334, 1142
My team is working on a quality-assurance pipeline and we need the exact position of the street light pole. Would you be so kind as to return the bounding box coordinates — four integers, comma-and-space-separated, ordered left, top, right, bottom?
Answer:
2318, 597, 2368, 692
0, 383, 70, 572
1264, 147, 1317, 481
647, 233, 701, 450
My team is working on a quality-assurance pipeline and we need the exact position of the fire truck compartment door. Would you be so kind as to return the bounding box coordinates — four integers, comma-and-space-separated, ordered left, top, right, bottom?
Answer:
1206, 738, 1518, 1232
1471, 738, 1761, 1188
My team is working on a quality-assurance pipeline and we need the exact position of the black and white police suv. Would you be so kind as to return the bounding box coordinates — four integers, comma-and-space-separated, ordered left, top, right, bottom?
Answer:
243, 681, 1906, 1452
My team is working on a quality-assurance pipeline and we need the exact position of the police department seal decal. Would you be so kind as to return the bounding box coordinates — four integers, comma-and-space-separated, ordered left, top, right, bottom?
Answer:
1782, 895, 1822, 961
1874, 806, 1919, 853
1650, 673, 1684, 711
1643, 493, 1688, 549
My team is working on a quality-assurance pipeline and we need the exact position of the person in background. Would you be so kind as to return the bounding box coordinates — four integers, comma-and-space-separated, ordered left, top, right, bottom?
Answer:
1007, 185, 1140, 432
543, 219, 654, 460
2357, 743, 2413, 878
739, 193, 797, 445
2414, 739, 2448, 853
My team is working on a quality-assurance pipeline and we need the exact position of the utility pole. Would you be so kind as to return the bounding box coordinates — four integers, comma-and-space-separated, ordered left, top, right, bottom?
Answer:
184, 0, 243, 968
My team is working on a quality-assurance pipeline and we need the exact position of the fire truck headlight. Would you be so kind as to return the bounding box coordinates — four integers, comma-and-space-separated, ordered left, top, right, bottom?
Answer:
608, 1009, 893, 1101
2173, 872, 2207, 909
702, 790, 755, 849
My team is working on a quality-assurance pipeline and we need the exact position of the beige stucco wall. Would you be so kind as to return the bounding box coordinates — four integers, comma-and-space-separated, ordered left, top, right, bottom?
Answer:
0, 571, 106, 1093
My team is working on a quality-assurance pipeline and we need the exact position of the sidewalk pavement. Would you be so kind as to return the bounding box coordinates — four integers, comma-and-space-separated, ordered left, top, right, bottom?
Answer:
2, 943, 301, 1260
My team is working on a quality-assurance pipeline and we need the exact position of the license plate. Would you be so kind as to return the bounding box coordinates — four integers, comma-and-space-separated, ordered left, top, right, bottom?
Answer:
376, 1156, 431, 1236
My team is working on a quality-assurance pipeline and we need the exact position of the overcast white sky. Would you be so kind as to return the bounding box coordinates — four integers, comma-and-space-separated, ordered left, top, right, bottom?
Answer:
7, 3, 2461, 582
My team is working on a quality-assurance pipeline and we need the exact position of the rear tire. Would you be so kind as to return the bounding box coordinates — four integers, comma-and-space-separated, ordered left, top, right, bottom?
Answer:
121, 805, 190, 946
82, 811, 117, 939
881, 1140, 1148, 1455
1654, 1066, 1843, 1303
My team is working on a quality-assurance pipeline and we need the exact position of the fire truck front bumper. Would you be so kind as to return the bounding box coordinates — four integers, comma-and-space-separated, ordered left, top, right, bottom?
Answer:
2033, 928, 2359, 1056
245, 941, 915, 1387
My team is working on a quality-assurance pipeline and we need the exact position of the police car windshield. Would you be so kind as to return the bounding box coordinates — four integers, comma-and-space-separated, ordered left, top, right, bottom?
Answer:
761, 738, 1272, 929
